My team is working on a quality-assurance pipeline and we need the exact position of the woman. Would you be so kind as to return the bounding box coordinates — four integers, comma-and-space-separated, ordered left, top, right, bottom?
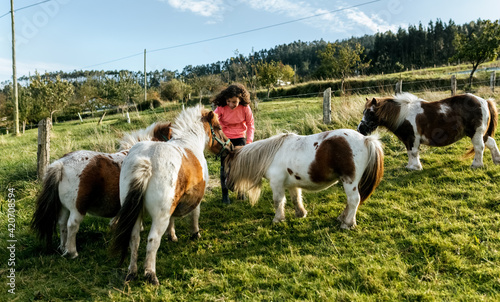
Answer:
211, 83, 255, 204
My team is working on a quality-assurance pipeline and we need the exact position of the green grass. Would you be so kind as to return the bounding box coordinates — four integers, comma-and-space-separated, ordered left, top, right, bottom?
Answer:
1, 91, 500, 301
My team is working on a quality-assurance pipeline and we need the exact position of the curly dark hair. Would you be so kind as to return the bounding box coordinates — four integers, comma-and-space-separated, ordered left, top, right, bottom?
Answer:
211, 83, 251, 107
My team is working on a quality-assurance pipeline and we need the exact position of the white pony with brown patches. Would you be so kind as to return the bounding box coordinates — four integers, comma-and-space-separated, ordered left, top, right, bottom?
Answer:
110, 105, 232, 285
30, 122, 172, 259
224, 129, 384, 229
357, 93, 500, 170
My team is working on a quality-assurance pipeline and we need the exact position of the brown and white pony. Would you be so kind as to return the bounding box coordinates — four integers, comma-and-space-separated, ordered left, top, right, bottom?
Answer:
30, 122, 172, 259
110, 105, 232, 285
357, 93, 500, 170
224, 129, 384, 229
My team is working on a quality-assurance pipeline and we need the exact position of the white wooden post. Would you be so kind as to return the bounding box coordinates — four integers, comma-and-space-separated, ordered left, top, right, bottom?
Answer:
395, 80, 402, 94
126, 111, 131, 123
78, 112, 83, 122
451, 75, 457, 96
323, 88, 331, 124
37, 118, 51, 180
491, 71, 496, 93
253, 99, 259, 112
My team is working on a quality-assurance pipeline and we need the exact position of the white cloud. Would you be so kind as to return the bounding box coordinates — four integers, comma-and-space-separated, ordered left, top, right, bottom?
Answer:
239, 0, 346, 32
242, 0, 306, 16
344, 8, 398, 33
159, 0, 399, 34
164, 0, 225, 18
237, 0, 397, 34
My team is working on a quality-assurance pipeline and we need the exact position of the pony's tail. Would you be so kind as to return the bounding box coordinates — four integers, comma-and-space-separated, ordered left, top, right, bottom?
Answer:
465, 98, 498, 157
486, 99, 498, 139
224, 148, 265, 206
110, 157, 152, 264
358, 135, 384, 203
30, 161, 64, 248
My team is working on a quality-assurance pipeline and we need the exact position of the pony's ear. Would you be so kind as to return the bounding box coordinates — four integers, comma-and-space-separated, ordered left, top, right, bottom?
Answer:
370, 98, 377, 106
202, 110, 215, 124
207, 111, 216, 123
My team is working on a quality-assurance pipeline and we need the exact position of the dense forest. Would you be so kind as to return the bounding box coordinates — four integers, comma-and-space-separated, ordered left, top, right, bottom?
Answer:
1, 18, 499, 129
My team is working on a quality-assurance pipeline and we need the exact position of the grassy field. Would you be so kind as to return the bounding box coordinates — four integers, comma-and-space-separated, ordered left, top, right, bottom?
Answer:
1, 89, 500, 301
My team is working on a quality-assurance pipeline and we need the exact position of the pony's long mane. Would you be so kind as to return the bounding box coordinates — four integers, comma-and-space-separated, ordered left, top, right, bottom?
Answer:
169, 105, 207, 152
118, 122, 170, 151
226, 133, 291, 205
376, 92, 422, 130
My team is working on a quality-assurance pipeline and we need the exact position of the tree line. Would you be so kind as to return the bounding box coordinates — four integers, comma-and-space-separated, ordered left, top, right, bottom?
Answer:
0, 18, 499, 131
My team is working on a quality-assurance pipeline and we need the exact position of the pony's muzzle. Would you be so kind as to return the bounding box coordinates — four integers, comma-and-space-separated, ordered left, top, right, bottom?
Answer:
357, 121, 369, 135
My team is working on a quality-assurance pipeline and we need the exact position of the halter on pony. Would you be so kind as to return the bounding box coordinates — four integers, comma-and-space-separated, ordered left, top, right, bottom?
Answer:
209, 122, 231, 158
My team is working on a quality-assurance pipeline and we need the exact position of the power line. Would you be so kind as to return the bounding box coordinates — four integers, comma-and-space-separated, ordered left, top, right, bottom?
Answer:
0, 0, 52, 19
83, 0, 382, 69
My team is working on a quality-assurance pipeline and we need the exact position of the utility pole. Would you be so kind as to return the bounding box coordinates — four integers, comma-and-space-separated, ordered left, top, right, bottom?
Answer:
144, 49, 147, 104
10, 0, 20, 136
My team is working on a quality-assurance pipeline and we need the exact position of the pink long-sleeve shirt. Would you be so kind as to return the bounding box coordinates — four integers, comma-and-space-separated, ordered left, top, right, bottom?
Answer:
214, 105, 255, 144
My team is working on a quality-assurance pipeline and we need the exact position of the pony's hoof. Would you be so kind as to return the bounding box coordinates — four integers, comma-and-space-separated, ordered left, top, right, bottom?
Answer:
295, 209, 307, 218
167, 234, 178, 242
337, 213, 346, 222
340, 222, 356, 230
406, 164, 422, 170
471, 163, 484, 169
125, 272, 137, 282
145, 272, 159, 285
190, 232, 201, 240
272, 217, 285, 223
62, 250, 78, 259
237, 193, 247, 201
222, 195, 231, 204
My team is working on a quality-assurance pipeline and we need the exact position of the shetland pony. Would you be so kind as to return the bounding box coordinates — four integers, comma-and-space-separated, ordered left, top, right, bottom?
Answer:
30, 122, 172, 259
357, 93, 500, 170
224, 129, 384, 229
110, 105, 232, 285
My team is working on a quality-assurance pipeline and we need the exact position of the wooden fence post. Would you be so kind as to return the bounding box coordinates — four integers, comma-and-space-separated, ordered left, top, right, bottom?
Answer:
395, 80, 402, 94
97, 112, 106, 125
323, 88, 331, 124
253, 99, 259, 112
451, 75, 457, 96
37, 118, 51, 180
491, 71, 496, 93
126, 112, 131, 123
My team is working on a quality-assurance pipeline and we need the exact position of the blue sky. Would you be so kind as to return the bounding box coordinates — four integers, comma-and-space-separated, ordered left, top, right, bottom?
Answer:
1, 0, 499, 83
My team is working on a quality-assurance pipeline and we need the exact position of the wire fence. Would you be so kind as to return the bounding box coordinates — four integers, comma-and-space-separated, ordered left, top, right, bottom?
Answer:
263, 77, 497, 101
1, 74, 498, 134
